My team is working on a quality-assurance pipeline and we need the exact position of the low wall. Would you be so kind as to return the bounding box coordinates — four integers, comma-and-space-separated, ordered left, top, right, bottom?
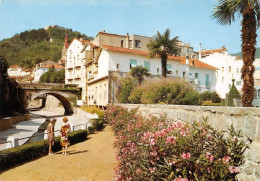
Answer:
0, 114, 30, 131
117, 104, 260, 181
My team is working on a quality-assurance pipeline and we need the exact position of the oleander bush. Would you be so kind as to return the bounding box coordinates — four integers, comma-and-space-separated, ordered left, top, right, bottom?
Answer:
105, 105, 247, 181
0, 129, 88, 171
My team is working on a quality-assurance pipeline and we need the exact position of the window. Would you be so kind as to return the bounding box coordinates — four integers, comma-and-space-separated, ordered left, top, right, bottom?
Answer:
206, 74, 209, 86
195, 73, 199, 79
236, 81, 241, 86
144, 61, 150, 71
121, 40, 124, 47
183, 71, 186, 78
229, 66, 231, 72
135, 40, 141, 47
116, 64, 120, 70
130, 59, 137, 69
70, 50, 72, 59
167, 64, 172, 74
222, 67, 224, 73
104, 84, 107, 100
157, 68, 160, 74
176, 70, 179, 76
258, 89, 260, 98
236, 68, 241, 73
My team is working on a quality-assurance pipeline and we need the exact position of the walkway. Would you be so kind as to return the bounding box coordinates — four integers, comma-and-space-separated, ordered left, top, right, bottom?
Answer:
0, 126, 117, 181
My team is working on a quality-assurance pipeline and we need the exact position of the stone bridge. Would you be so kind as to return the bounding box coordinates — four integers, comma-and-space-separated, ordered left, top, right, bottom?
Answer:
20, 83, 80, 115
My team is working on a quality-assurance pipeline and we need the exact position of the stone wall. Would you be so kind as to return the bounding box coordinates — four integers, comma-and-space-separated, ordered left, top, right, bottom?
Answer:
117, 104, 260, 181
0, 114, 30, 131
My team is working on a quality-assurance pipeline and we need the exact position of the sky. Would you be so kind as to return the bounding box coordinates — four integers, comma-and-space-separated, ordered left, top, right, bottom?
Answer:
0, 0, 259, 54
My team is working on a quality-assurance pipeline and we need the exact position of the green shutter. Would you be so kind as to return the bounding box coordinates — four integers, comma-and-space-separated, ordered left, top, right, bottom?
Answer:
130, 59, 137, 69
206, 74, 209, 86
167, 64, 172, 70
144, 61, 150, 71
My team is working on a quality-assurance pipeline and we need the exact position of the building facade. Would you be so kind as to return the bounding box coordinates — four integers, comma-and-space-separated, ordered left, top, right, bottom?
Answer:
65, 31, 217, 107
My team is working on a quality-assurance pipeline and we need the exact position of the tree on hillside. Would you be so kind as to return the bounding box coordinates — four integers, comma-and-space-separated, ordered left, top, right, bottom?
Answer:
40, 68, 65, 83
212, 0, 260, 107
129, 65, 151, 85
147, 29, 180, 78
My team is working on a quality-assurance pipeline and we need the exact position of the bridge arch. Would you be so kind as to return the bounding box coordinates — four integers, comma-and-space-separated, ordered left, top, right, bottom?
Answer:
30, 91, 74, 115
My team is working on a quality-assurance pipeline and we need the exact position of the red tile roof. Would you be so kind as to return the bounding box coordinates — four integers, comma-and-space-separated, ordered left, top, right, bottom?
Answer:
201, 48, 226, 55
67, 38, 99, 49
10, 65, 21, 68
180, 58, 218, 70
41, 64, 64, 69
102, 45, 218, 70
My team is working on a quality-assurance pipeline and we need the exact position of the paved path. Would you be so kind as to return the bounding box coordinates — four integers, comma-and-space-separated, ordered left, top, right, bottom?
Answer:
0, 126, 117, 181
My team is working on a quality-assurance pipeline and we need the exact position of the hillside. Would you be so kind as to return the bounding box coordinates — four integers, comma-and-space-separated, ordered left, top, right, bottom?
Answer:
232, 47, 260, 58
0, 26, 91, 68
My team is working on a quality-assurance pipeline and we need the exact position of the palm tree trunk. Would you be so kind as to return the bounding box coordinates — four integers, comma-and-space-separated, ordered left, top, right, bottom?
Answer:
241, 8, 256, 107
161, 54, 168, 78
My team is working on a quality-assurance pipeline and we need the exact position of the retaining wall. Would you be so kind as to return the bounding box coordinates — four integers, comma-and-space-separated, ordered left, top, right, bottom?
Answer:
117, 104, 260, 181
0, 114, 30, 131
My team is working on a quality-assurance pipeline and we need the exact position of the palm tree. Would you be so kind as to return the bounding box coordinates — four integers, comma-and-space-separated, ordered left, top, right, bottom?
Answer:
147, 29, 180, 78
129, 65, 150, 85
212, 0, 260, 107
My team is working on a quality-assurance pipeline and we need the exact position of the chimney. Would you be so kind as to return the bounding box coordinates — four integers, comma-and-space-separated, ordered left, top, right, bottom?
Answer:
80, 38, 83, 41
199, 43, 202, 60
186, 56, 189, 65
126, 33, 129, 48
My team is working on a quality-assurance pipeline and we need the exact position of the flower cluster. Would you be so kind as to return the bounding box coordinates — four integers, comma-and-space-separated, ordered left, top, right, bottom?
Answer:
105, 105, 247, 181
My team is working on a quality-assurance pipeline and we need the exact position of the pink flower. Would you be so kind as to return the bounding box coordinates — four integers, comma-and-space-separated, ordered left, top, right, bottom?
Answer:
149, 167, 155, 173
182, 152, 191, 159
136, 168, 141, 173
229, 166, 239, 173
223, 156, 231, 163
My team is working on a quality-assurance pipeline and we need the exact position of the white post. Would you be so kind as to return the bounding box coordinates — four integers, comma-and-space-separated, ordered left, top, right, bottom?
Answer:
82, 122, 88, 130
7, 136, 18, 148
44, 130, 48, 140
70, 124, 74, 132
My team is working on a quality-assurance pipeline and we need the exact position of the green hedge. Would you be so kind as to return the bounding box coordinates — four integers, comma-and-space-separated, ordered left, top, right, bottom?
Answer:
90, 118, 104, 131
0, 129, 88, 171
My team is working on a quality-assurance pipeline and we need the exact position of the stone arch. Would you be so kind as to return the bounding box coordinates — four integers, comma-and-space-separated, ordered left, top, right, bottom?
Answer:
30, 91, 74, 115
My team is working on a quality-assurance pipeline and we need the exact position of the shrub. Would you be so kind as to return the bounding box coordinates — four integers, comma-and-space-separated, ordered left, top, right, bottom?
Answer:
202, 100, 221, 106
90, 118, 104, 131
105, 105, 247, 181
117, 77, 137, 103
88, 126, 95, 134
81, 106, 104, 118
128, 87, 144, 104
200, 91, 221, 104
140, 79, 199, 105
0, 129, 88, 171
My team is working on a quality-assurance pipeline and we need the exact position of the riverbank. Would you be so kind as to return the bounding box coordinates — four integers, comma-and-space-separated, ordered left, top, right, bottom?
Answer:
0, 107, 96, 150
0, 126, 117, 181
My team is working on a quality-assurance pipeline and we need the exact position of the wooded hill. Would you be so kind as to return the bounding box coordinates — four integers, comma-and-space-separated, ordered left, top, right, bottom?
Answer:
0, 26, 91, 68
232, 47, 260, 58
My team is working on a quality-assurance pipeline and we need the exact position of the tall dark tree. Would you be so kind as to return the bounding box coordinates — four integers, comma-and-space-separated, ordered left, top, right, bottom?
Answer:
129, 65, 150, 85
147, 29, 180, 78
212, 0, 260, 107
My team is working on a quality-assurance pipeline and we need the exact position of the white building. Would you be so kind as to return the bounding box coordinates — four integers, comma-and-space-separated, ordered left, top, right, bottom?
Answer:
8, 65, 31, 77
86, 45, 217, 106
200, 47, 260, 100
34, 63, 64, 83
65, 31, 218, 107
